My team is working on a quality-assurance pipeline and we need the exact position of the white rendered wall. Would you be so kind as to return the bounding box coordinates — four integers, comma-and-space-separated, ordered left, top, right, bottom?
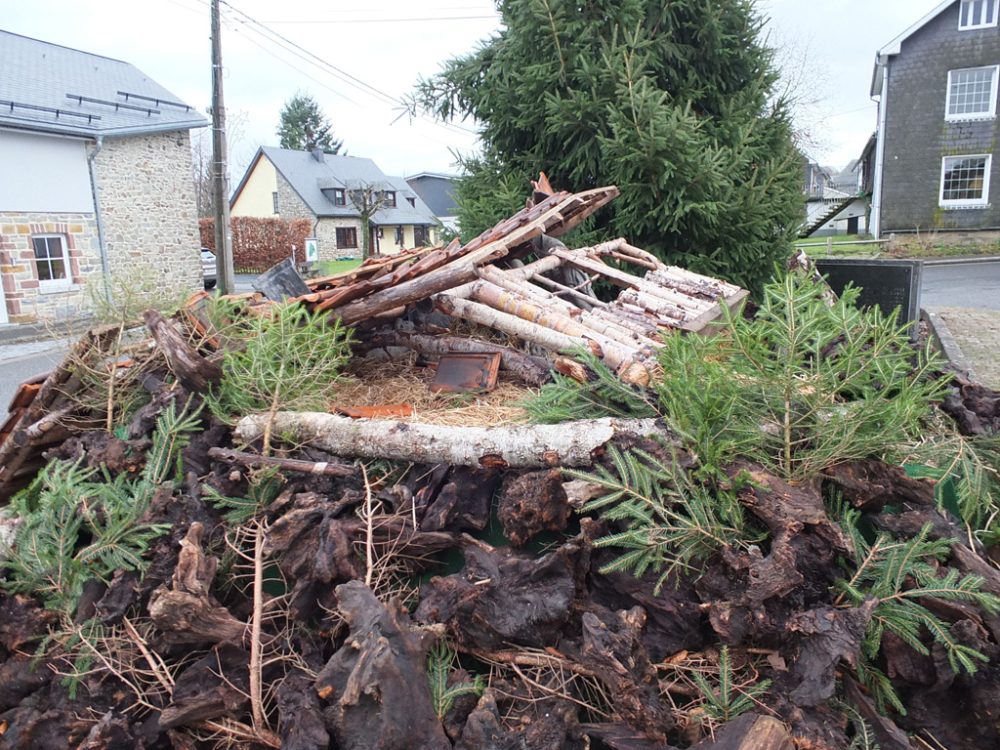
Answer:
0, 130, 93, 213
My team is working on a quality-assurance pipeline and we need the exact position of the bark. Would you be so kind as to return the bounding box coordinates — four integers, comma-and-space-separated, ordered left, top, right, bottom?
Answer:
148, 522, 246, 645
464, 281, 643, 368
326, 187, 618, 323
0, 325, 118, 501
414, 537, 582, 651
498, 469, 571, 546
143, 309, 222, 392
315, 581, 451, 750
437, 293, 602, 360
690, 714, 794, 750
159, 645, 250, 729
236, 412, 661, 468
207, 446, 356, 477
474, 264, 578, 313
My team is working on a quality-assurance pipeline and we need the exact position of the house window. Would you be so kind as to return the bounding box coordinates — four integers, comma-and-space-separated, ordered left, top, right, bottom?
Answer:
959, 0, 998, 29
414, 226, 429, 247
336, 227, 358, 248
946, 66, 998, 120
394, 226, 404, 245
32, 235, 71, 289
333, 189, 346, 207
380, 191, 397, 208
272, 191, 279, 213
940, 154, 992, 206
406, 196, 416, 207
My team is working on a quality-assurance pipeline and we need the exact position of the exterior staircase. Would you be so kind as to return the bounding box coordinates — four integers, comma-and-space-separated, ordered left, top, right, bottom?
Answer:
798, 196, 856, 238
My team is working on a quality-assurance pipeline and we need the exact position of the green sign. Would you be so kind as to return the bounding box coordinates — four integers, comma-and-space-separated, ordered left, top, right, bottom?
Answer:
305, 238, 318, 263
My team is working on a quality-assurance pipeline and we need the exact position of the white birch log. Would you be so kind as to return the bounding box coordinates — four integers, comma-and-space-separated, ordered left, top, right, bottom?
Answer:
235, 414, 662, 468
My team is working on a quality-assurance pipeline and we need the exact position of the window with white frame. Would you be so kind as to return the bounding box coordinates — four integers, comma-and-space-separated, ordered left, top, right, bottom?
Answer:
946, 66, 999, 119
959, 0, 999, 29
31, 235, 71, 289
940, 154, 992, 206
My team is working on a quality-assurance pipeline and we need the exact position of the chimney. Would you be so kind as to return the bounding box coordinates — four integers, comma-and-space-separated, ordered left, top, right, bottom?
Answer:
311, 148, 324, 162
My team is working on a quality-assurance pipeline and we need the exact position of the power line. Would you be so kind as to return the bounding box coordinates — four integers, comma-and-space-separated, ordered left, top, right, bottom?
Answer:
260, 15, 497, 24
216, 0, 479, 136
219, 14, 363, 106
169, 0, 480, 138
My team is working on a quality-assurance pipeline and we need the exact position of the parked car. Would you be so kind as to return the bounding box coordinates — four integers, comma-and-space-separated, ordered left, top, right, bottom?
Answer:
201, 248, 217, 290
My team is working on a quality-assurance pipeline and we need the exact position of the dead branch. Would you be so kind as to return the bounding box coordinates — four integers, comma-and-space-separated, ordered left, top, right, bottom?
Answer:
207, 446, 356, 477
236, 413, 663, 468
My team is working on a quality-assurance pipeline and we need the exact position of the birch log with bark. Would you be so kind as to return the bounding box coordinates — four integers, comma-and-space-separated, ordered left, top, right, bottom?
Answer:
235, 414, 662, 468
436, 293, 602, 358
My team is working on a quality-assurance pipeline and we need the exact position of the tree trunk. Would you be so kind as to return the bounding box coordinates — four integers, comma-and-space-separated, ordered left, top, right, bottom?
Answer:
235, 413, 662, 468
144, 309, 222, 392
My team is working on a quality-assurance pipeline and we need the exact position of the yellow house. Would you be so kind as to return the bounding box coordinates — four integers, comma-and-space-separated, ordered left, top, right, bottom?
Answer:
230, 147, 440, 259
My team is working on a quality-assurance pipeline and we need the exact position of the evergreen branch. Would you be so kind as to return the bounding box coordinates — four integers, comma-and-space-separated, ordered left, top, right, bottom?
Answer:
427, 639, 485, 720
568, 445, 752, 591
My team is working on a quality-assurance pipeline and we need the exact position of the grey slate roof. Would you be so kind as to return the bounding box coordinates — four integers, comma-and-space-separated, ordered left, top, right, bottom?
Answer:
405, 173, 459, 217
0, 30, 207, 138
256, 147, 437, 225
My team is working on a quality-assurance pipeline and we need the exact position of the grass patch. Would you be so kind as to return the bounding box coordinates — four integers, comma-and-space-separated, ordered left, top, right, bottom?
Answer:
798, 234, 1000, 259
796, 235, 883, 257
314, 259, 363, 276
884, 243, 1000, 259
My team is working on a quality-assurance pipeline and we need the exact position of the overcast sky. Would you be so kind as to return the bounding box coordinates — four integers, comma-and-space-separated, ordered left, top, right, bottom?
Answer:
4, 0, 945, 181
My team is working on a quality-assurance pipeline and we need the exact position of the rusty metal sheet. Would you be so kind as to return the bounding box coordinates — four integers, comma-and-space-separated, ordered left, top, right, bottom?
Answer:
430, 352, 502, 393
334, 404, 415, 419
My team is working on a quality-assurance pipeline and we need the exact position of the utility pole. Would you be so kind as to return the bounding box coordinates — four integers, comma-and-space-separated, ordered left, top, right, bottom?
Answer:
211, 0, 236, 294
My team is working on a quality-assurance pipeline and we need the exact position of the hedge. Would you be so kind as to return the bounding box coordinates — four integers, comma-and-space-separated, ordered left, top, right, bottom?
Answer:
199, 217, 313, 273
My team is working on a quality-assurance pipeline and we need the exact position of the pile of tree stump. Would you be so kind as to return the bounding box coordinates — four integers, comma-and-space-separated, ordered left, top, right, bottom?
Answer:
0, 186, 998, 750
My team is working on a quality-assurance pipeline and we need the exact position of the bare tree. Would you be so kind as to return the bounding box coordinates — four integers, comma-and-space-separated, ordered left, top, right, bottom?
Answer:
191, 110, 249, 218
349, 183, 389, 259
766, 32, 832, 156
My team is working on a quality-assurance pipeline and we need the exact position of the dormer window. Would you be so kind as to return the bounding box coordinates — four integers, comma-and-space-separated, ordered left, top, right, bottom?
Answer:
406, 197, 416, 207
332, 188, 346, 206
383, 191, 397, 208
959, 0, 998, 29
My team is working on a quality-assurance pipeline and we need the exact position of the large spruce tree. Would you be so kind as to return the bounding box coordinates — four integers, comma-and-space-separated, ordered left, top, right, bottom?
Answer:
277, 93, 344, 154
415, 0, 804, 292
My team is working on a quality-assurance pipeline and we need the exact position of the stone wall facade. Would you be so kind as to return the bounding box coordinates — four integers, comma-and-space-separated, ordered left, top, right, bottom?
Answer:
93, 130, 203, 296
316, 217, 364, 260
274, 172, 364, 260
880, 4, 1000, 233
0, 212, 100, 323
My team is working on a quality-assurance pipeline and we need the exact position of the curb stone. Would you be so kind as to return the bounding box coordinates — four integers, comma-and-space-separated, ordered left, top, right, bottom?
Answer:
921, 307, 976, 380
920, 255, 1000, 266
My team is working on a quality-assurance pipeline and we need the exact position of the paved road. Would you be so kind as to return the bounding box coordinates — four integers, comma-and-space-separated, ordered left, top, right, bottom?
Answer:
921, 260, 1000, 310
0, 346, 68, 414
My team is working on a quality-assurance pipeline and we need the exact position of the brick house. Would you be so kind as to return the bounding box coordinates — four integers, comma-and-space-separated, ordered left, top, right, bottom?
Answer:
230, 147, 439, 260
870, 0, 1000, 241
0, 30, 207, 325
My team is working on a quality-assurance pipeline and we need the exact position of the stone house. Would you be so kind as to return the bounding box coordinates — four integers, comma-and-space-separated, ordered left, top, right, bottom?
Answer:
870, 0, 1000, 242
230, 147, 439, 260
0, 30, 206, 325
